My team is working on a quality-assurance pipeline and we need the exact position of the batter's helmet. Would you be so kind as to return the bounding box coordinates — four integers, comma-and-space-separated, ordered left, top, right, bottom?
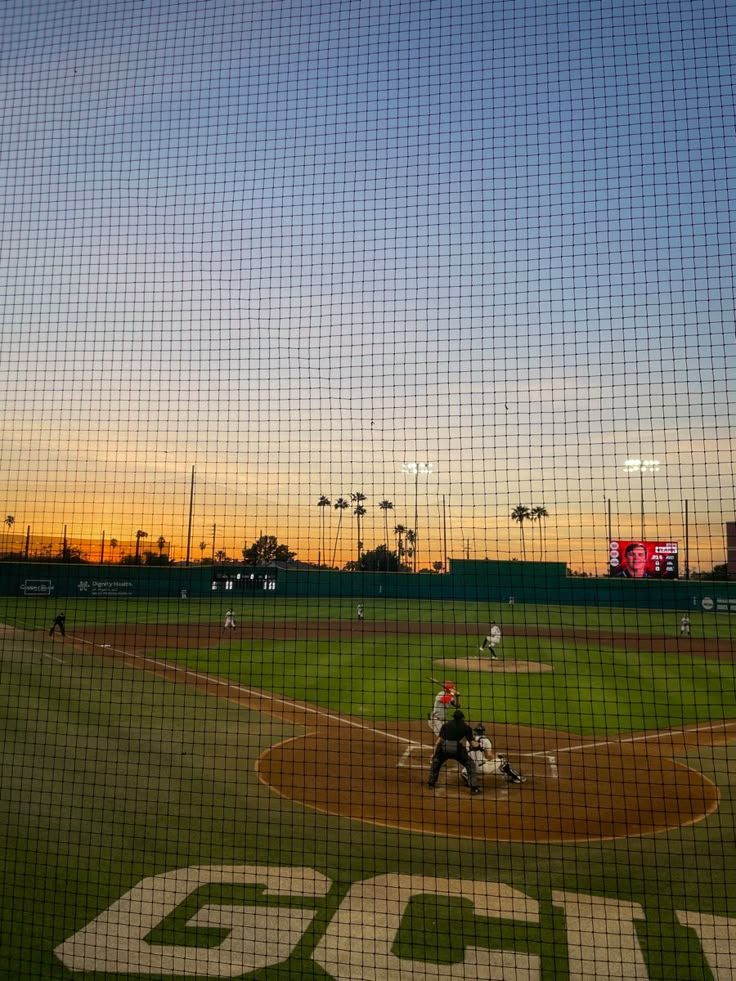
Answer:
442, 680, 455, 691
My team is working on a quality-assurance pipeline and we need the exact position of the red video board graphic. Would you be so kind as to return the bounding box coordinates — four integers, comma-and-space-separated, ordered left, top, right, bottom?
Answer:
609, 541, 679, 579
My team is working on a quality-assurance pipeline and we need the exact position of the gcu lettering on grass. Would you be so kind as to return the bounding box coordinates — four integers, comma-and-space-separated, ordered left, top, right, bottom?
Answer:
55, 865, 734, 979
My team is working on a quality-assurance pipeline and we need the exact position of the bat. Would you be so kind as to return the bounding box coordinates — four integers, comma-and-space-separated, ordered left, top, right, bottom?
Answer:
428, 675, 460, 692
427, 677, 461, 705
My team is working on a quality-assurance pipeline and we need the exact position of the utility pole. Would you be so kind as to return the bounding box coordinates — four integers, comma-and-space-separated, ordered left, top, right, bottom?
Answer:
185, 466, 195, 567
442, 494, 448, 573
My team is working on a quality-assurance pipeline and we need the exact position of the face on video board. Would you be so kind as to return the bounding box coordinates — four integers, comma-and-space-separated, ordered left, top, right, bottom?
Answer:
608, 541, 678, 579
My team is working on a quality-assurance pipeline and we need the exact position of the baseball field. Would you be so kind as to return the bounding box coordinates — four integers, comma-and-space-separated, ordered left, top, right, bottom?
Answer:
1, 595, 735, 979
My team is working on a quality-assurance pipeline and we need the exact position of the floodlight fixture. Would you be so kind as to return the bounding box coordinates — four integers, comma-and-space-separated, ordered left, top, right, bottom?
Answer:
401, 462, 433, 477
624, 458, 660, 475
623, 458, 661, 539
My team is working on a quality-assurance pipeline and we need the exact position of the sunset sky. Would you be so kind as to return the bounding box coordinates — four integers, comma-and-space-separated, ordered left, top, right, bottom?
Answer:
1, 0, 733, 572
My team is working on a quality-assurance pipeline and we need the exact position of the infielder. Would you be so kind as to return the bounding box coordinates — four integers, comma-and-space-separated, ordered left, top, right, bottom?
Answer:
49, 612, 66, 637
460, 725, 526, 785
223, 609, 236, 631
479, 620, 502, 658
427, 681, 460, 736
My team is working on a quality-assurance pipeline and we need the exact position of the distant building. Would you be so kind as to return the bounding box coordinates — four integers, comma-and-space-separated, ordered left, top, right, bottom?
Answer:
727, 522, 736, 581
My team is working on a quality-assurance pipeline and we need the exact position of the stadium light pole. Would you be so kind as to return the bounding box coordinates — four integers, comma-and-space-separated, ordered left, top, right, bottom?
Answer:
623, 458, 660, 540
401, 462, 433, 572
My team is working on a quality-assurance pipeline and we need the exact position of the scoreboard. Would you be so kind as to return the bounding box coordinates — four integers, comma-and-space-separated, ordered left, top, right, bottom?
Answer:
212, 569, 278, 591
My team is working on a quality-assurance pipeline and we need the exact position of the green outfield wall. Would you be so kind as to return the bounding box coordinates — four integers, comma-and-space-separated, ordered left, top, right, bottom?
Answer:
0, 559, 735, 612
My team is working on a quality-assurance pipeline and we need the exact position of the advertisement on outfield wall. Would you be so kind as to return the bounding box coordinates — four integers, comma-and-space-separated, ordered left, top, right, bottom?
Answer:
609, 541, 679, 579
701, 595, 736, 613
76, 579, 134, 596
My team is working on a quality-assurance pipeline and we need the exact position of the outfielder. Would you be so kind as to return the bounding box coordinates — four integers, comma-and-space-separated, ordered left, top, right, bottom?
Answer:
223, 609, 236, 631
679, 614, 691, 637
479, 621, 502, 658
460, 725, 526, 785
427, 681, 460, 736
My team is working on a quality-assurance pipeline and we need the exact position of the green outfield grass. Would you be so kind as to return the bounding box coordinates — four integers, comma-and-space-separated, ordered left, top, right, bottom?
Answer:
1, 596, 735, 979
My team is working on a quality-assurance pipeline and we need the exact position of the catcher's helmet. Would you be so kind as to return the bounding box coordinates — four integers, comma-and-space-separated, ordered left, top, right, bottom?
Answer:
473, 725, 486, 735
442, 680, 455, 691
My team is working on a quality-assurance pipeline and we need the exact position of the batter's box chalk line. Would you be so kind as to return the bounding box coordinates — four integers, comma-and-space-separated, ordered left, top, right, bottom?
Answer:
397, 743, 558, 779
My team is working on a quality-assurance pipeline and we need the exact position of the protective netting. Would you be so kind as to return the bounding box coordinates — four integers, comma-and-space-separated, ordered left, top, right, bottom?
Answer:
1, 1, 734, 978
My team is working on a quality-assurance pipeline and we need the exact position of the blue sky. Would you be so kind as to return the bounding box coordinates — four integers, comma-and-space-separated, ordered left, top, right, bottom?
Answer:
0, 0, 733, 568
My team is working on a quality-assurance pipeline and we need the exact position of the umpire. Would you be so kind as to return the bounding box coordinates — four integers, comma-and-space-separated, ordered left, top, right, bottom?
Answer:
427, 710, 481, 795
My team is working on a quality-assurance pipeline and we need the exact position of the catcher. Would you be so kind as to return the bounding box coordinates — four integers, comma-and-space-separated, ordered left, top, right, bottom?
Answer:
427, 680, 460, 737
460, 725, 527, 785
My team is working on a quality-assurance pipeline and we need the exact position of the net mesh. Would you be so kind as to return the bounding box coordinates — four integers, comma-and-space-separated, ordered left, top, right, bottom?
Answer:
1, 0, 734, 977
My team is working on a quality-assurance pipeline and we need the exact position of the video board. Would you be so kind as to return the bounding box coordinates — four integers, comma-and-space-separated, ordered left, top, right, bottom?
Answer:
608, 540, 678, 579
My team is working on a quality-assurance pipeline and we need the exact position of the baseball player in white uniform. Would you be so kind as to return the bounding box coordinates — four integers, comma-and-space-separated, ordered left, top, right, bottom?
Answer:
679, 614, 691, 637
427, 681, 459, 737
460, 725, 526, 784
223, 609, 236, 631
480, 621, 502, 658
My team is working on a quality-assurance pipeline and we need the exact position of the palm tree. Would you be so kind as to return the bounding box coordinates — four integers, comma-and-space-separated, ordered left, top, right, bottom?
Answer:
317, 495, 331, 567
134, 529, 148, 561
530, 505, 549, 560
156, 535, 167, 556
351, 492, 367, 562
394, 524, 406, 564
215, 549, 227, 563
199, 540, 208, 561
510, 505, 531, 560
109, 538, 119, 563
353, 504, 367, 562
405, 528, 416, 570
3, 515, 14, 555
378, 500, 394, 569
331, 498, 349, 568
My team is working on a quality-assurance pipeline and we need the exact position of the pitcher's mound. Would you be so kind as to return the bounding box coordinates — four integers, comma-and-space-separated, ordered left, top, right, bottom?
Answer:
436, 657, 553, 673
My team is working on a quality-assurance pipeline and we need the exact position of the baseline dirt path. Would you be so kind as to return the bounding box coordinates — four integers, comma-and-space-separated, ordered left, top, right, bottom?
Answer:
61, 621, 734, 843
67, 619, 734, 656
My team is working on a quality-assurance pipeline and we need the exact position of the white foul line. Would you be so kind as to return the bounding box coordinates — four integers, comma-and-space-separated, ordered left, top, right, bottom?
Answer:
530, 720, 736, 757
73, 636, 419, 746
